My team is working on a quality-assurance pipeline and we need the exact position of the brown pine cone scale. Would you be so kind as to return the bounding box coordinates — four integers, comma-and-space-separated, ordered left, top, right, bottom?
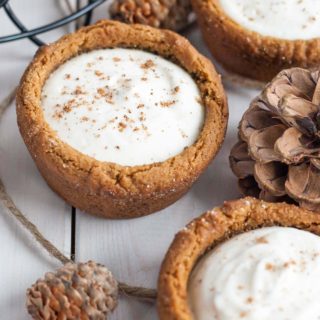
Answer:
26, 261, 118, 320
109, 0, 192, 31
230, 67, 320, 211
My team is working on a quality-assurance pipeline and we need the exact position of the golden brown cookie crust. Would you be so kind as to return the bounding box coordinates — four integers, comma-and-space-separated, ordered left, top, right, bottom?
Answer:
16, 20, 228, 219
192, 0, 320, 82
157, 197, 320, 319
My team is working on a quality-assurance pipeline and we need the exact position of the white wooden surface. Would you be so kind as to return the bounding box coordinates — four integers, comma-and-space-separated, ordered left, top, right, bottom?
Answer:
0, 1, 259, 319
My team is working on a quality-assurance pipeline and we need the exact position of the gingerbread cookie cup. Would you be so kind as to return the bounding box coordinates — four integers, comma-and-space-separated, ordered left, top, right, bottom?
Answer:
16, 20, 227, 219
192, 0, 320, 82
157, 197, 320, 319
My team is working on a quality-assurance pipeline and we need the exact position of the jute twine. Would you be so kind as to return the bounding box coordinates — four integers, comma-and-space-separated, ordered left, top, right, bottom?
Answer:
0, 88, 157, 300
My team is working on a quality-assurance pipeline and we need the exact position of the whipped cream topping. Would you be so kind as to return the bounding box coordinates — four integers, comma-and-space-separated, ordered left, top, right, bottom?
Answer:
41, 48, 204, 166
219, 0, 320, 40
188, 227, 320, 320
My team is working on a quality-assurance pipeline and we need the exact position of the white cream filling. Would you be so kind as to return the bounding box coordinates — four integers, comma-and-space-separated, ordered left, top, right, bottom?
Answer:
189, 227, 320, 320
41, 48, 204, 166
219, 0, 320, 40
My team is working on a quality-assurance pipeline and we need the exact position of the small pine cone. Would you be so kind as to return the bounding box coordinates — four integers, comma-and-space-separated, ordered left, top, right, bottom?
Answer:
230, 67, 320, 211
26, 261, 118, 320
109, 0, 192, 31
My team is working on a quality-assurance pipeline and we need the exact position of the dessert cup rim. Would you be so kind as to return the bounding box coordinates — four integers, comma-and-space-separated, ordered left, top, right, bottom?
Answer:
157, 197, 320, 319
198, 0, 320, 43
16, 20, 228, 218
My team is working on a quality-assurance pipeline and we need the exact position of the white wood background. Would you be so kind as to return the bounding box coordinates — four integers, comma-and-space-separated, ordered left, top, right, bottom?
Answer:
0, 1, 259, 318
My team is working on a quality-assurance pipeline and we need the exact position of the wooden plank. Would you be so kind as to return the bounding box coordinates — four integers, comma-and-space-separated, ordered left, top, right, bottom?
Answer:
0, 2, 73, 318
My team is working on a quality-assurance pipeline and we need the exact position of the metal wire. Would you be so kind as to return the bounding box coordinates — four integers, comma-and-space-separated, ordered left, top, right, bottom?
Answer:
0, 0, 8, 7
3, 2, 43, 46
0, 0, 107, 45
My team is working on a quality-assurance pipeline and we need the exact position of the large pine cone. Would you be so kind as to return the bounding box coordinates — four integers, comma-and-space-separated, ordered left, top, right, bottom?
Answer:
109, 0, 192, 31
230, 68, 320, 211
26, 261, 118, 320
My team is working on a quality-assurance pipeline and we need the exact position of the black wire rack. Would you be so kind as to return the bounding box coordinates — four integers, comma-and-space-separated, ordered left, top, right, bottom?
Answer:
0, 0, 108, 46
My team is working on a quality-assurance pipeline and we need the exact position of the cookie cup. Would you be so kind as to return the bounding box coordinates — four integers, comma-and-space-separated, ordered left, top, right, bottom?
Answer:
16, 20, 228, 219
157, 197, 320, 319
192, 0, 320, 82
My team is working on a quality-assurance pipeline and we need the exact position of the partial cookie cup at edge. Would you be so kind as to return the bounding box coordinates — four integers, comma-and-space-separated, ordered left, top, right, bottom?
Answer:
191, 0, 320, 82
157, 197, 320, 319
16, 20, 228, 219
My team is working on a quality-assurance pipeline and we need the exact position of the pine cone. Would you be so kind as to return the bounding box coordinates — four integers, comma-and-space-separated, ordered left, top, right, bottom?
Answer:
230, 67, 320, 211
26, 261, 118, 320
109, 0, 192, 31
